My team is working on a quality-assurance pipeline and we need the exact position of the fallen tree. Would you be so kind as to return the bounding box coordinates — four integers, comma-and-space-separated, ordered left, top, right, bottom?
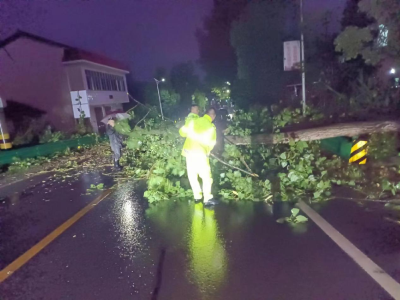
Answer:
225, 121, 400, 145
112, 105, 400, 207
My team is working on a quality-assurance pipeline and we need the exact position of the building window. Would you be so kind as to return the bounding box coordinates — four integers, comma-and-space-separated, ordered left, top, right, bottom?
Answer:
85, 70, 126, 92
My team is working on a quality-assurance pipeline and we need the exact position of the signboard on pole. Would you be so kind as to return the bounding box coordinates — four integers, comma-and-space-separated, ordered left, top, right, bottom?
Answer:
284, 41, 301, 71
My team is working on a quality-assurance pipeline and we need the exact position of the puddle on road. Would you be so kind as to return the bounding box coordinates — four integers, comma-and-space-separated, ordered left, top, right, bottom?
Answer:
96, 179, 315, 300
143, 198, 310, 299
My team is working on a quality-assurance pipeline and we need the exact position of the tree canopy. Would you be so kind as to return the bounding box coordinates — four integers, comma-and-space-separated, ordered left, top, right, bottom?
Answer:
335, 0, 400, 65
230, 0, 294, 106
196, 0, 248, 86
170, 62, 199, 107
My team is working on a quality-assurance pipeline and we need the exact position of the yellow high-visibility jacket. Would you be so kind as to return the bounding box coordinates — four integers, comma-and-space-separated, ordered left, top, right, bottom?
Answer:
180, 114, 216, 157
179, 113, 199, 137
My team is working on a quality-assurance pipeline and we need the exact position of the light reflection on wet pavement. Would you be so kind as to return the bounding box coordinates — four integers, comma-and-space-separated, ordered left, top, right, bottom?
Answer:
0, 175, 394, 299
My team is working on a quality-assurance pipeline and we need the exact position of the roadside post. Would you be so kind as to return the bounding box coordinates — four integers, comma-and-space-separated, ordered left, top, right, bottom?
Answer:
349, 136, 368, 164
0, 97, 12, 150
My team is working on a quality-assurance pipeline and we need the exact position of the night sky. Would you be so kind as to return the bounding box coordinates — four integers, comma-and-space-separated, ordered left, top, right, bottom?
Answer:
0, 0, 347, 81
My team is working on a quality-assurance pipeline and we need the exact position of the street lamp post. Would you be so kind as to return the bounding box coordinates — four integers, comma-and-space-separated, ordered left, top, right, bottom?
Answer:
154, 78, 165, 120
300, 0, 306, 115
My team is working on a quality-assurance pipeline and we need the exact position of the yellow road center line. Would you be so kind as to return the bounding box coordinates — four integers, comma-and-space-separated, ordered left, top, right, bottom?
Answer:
297, 200, 400, 300
0, 187, 114, 284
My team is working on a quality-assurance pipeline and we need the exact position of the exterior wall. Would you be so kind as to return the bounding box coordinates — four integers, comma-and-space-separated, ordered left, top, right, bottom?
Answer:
89, 105, 98, 133
63, 60, 129, 106
64, 64, 85, 91
0, 38, 74, 130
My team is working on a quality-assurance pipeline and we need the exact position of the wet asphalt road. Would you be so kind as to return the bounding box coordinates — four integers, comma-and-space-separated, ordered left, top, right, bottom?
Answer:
0, 171, 396, 300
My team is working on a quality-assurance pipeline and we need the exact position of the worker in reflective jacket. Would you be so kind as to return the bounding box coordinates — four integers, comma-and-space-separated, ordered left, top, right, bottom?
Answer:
186, 104, 200, 124
179, 103, 200, 142
180, 107, 217, 206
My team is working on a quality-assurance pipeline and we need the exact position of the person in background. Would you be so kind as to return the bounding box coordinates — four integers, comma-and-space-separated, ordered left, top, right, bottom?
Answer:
106, 118, 123, 171
212, 108, 227, 155
179, 107, 217, 206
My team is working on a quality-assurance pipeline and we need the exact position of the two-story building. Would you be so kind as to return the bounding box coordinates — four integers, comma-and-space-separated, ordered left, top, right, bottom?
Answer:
0, 31, 130, 133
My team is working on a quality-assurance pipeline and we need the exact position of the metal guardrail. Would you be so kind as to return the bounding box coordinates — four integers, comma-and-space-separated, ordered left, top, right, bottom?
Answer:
0, 133, 351, 166
0, 135, 105, 166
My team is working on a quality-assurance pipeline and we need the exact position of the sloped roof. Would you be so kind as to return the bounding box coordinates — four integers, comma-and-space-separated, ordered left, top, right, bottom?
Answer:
0, 30, 129, 71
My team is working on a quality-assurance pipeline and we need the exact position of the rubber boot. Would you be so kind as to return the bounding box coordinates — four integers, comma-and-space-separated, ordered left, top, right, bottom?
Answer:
204, 198, 218, 207
114, 159, 123, 171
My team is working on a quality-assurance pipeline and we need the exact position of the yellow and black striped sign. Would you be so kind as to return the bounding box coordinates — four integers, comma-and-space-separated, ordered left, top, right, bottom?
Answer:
349, 139, 367, 164
0, 133, 12, 150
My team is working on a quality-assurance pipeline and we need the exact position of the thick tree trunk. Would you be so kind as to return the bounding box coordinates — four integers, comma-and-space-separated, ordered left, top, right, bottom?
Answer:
225, 121, 400, 145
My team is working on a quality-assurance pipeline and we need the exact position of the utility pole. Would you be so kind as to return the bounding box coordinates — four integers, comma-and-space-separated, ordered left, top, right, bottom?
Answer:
300, 0, 306, 116
154, 78, 165, 120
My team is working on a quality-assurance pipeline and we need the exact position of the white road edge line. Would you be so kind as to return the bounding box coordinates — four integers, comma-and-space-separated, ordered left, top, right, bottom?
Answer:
297, 200, 400, 300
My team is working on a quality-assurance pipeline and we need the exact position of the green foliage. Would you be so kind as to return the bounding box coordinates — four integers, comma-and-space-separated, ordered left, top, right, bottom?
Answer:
145, 83, 182, 119
5, 140, 101, 174
211, 85, 230, 102
121, 119, 192, 202
368, 132, 397, 160
114, 119, 132, 136
192, 90, 208, 113
277, 208, 309, 224
12, 117, 47, 146
379, 179, 400, 197
225, 107, 271, 136
75, 94, 88, 135
273, 107, 324, 132
216, 106, 332, 202
8, 156, 52, 172
335, 0, 400, 65
39, 128, 65, 144
335, 26, 378, 64
87, 183, 105, 193
276, 140, 333, 201
160, 89, 181, 117
219, 170, 271, 201
120, 105, 400, 205
347, 75, 393, 111
160, 90, 180, 107
70, 132, 97, 140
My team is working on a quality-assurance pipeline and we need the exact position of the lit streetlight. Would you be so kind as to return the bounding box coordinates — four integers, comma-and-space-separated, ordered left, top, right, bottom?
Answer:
154, 78, 165, 120
390, 68, 396, 74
